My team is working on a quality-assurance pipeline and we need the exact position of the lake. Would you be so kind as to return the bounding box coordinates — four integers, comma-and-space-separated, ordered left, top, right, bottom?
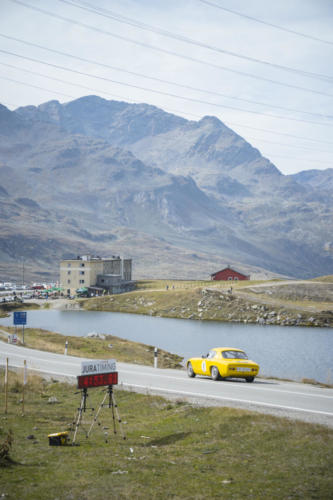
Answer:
1, 310, 333, 383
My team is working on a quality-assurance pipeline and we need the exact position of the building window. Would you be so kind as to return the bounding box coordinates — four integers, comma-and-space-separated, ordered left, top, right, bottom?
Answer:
80, 263, 85, 267
228, 277, 233, 280
80, 271, 85, 275
79, 279, 85, 284
67, 270, 71, 275
67, 279, 71, 284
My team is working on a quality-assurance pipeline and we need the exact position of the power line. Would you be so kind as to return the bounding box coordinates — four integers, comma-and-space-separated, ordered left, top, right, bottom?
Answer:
2, 88, 332, 164
5, 1, 333, 97
0, 75, 75, 98
242, 135, 332, 155
0, 47, 332, 121
197, 0, 333, 46
2, 88, 331, 167
0, 61, 133, 103
2, 68, 332, 159
3, 61, 333, 157
58, 0, 333, 83
266, 153, 332, 166
0, 49, 332, 127
224, 121, 333, 146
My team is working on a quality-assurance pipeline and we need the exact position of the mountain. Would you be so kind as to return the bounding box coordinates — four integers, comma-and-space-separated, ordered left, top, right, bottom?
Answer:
291, 169, 333, 193
0, 97, 332, 280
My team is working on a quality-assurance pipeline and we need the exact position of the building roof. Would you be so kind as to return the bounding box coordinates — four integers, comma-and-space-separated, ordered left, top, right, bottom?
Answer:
210, 267, 248, 277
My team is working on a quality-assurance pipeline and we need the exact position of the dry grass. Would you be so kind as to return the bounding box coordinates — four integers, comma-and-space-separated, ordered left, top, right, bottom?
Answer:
311, 275, 333, 283
0, 301, 39, 318
135, 279, 272, 290
80, 284, 333, 327
0, 326, 183, 369
1, 371, 332, 499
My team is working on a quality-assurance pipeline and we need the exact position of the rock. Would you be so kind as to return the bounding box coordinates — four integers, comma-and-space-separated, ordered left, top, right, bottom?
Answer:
26, 434, 35, 440
87, 332, 105, 339
47, 396, 59, 404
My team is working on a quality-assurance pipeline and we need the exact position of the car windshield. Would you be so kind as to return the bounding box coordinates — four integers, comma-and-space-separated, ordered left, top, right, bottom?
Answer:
222, 350, 248, 359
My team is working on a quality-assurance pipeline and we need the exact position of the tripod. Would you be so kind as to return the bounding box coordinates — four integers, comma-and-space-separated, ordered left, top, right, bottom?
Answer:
72, 388, 95, 444
88, 385, 126, 441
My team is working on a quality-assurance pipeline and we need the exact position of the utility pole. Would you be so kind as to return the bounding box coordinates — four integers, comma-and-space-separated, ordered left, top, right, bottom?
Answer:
22, 257, 25, 288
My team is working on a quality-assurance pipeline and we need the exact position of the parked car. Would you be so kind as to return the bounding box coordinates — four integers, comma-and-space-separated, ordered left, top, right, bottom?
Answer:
187, 347, 259, 382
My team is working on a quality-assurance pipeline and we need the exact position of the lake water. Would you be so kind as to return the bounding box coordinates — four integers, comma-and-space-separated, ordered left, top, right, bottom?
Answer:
1, 310, 333, 383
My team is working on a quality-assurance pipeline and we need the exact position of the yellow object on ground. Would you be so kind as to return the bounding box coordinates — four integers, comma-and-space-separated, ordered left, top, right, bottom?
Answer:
48, 431, 69, 446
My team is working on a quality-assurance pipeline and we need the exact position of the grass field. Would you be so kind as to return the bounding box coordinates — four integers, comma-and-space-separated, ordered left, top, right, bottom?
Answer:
1, 371, 333, 499
0, 301, 39, 318
0, 327, 183, 369
135, 279, 272, 290
312, 275, 333, 283
80, 281, 333, 327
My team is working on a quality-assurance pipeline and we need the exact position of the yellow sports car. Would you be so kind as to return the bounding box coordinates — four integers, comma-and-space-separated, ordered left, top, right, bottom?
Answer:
187, 347, 259, 382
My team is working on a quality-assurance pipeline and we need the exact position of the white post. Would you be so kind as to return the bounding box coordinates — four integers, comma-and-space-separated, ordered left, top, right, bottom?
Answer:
154, 347, 158, 369
64, 340, 68, 355
5, 357, 8, 414
22, 360, 27, 415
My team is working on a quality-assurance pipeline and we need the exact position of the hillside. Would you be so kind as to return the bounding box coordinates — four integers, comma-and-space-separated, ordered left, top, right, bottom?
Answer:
0, 97, 332, 280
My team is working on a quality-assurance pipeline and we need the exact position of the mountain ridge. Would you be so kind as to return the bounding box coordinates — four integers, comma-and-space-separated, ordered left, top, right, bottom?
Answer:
1, 97, 332, 280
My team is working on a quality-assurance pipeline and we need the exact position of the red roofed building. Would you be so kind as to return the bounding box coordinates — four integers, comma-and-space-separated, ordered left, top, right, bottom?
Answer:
210, 266, 249, 281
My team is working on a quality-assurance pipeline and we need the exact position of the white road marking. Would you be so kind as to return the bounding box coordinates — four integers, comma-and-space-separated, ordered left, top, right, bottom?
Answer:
4, 359, 332, 418
2, 351, 332, 399
123, 383, 333, 417
119, 368, 333, 399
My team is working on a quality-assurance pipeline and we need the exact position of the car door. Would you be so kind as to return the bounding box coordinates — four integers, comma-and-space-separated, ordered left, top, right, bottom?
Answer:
203, 350, 218, 376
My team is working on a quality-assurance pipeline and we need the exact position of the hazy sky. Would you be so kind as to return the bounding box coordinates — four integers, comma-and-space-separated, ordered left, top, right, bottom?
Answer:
0, 0, 332, 175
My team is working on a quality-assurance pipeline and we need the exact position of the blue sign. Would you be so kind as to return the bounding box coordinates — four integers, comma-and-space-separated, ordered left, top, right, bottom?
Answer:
13, 311, 27, 325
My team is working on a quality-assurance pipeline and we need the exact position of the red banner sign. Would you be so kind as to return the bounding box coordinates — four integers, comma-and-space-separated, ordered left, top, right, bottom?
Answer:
77, 371, 118, 389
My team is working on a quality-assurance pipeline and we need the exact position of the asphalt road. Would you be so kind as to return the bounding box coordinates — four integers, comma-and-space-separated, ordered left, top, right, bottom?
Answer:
1, 342, 333, 428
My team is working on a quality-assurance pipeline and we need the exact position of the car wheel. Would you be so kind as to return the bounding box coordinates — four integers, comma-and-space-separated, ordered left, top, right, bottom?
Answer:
211, 366, 220, 381
187, 362, 196, 378
246, 376, 255, 383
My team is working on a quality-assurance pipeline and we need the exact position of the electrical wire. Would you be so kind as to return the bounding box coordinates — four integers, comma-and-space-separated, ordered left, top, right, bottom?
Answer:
2, 69, 333, 159
2, 89, 332, 164
0, 61, 133, 103
197, 0, 333, 46
241, 135, 332, 154
0, 51, 332, 127
0, 49, 331, 121
265, 154, 332, 166
224, 121, 332, 146
0, 75, 75, 98
58, 0, 333, 83
4, 0, 333, 97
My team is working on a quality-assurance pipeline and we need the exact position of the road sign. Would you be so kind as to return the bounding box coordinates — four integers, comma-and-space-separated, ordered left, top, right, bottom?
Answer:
77, 371, 118, 389
13, 311, 27, 325
81, 359, 116, 375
